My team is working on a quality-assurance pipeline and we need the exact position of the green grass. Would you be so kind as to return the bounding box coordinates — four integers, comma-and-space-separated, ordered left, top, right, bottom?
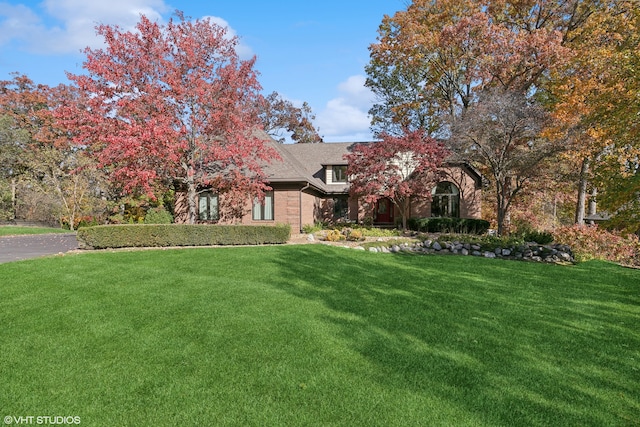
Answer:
1, 246, 638, 426
0, 225, 68, 236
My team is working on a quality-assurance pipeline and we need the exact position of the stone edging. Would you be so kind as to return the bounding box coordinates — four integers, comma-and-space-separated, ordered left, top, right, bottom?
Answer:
310, 235, 575, 264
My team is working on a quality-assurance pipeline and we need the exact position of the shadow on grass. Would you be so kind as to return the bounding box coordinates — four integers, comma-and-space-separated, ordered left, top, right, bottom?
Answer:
272, 245, 640, 426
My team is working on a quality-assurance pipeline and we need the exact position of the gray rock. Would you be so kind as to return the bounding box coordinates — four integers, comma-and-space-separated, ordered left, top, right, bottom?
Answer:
502, 249, 512, 256
559, 252, 573, 262
432, 241, 442, 251
484, 251, 497, 258
461, 248, 469, 256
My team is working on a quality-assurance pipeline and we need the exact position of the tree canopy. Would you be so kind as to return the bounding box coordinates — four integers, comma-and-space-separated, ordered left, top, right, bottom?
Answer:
57, 12, 278, 224
259, 92, 322, 143
345, 129, 448, 230
366, 0, 638, 233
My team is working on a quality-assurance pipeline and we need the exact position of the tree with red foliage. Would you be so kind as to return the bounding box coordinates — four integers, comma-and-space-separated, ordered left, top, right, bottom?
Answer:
345, 129, 448, 230
57, 12, 278, 223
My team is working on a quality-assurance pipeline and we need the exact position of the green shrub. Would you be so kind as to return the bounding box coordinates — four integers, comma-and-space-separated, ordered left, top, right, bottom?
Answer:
358, 227, 402, 237
407, 217, 490, 234
77, 224, 291, 249
144, 207, 174, 224
520, 230, 554, 245
433, 233, 524, 251
302, 222, 324, 234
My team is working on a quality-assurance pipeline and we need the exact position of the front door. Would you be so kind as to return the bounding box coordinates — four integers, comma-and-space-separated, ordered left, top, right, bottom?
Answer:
375, 198, 394, 224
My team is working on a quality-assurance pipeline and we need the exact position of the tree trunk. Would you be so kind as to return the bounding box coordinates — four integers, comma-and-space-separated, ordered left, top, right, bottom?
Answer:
401, 198, 409, 231
587, 187, 597, 225
496, 185, 505, 236
575, 157, 590, 224
495, 176, 511, 236
11, 177, 16, 221
187, 174, 197, 224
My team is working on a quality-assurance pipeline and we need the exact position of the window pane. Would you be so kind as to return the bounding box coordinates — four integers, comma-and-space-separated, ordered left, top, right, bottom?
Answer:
210, 195, 219, 220
252, 198, 262, 220
199, 195, 208, 220
264, 192, 273, 220
451, 195, 460, 217
332, 166, 347, 183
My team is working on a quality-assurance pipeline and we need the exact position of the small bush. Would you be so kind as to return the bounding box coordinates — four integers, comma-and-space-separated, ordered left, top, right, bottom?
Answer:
435, 233, 525, 251
343, 228, 364, 241
325, 229, 344, 242
302, 222, 324, 234
77, 224, 291, 249
144, 207, 174, 224
344, 225, 400, 238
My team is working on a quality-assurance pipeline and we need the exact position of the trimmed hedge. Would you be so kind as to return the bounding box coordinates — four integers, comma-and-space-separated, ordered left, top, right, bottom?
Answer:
407, 217, 491, 235
77, 224, 291, 249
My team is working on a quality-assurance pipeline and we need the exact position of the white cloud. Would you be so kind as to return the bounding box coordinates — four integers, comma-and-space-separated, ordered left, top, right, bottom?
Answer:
0, 3, 44, 46
316, 74, 375, 142
0, 1, 251, 58
337, 75, 374, 110
0, 0, 169, 54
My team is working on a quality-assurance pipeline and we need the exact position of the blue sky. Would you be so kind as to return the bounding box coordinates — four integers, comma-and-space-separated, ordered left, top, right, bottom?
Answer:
0, 0, 406, 141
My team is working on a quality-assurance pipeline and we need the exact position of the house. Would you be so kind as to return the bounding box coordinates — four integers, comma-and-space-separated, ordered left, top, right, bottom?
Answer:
175, 133, 483, 231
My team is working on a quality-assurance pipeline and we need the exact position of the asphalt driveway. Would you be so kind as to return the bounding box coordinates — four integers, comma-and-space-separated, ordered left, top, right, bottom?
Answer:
0, 233, 79, 264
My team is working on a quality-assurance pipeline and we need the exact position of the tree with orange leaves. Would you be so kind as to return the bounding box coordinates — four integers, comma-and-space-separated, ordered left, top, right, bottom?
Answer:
366, 0, 584, 136
548, 1, 639, 228
366, 0, 638, 233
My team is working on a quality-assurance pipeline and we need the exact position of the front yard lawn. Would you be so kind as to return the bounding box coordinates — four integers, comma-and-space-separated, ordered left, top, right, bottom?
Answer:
0, 246, 638, 426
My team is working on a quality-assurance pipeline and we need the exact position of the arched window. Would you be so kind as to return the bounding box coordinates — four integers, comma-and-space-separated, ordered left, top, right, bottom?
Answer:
431, 182, 460, 217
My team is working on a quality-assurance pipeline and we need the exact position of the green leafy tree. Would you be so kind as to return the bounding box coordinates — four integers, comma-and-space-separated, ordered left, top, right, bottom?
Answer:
259, 92, 322, 143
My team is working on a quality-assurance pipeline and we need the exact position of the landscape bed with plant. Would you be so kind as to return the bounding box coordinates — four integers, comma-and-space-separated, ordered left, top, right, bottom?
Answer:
1, 245, 638, 426
306, 221, 640, 267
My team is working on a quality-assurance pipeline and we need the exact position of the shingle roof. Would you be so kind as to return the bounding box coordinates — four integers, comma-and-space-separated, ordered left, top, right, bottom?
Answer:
262, 137, 360, 194
257, 131, 484, 194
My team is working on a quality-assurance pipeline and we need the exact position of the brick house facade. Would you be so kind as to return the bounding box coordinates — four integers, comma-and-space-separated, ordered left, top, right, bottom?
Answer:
174, 134, 483, 231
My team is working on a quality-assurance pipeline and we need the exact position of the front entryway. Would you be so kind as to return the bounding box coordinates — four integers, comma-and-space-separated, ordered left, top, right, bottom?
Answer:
375, 198, 394, 224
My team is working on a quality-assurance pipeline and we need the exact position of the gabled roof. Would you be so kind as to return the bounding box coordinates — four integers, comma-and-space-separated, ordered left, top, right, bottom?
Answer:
263, 138, 358, 194
258, 131, 484, 195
